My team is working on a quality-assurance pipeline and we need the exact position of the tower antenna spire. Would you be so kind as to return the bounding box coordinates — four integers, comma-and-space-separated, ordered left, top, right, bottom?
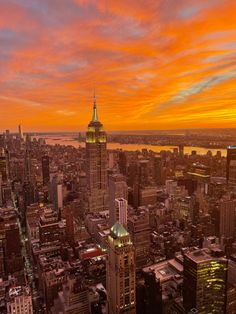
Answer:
92, 89, 99, 122
93, 88, 96, 105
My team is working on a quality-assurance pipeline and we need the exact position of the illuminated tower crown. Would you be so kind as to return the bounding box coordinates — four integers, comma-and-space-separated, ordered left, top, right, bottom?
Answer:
86, 94, 106, 143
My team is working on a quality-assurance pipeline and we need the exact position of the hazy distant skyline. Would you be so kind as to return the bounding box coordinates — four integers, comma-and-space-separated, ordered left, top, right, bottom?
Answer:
1, 0, 236, 131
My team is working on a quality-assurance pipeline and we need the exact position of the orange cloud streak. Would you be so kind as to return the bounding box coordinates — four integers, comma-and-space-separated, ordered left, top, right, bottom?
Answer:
0, 0, 236, 131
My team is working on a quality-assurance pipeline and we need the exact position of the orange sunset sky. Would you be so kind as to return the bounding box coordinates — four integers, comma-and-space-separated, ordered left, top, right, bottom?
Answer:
0, 0, 236, 132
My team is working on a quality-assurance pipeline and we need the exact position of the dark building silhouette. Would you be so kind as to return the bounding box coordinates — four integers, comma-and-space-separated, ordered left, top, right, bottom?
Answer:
0, 208, 24, 281
137, 269, 162, 314
5, 227, 24, 276
0, 149, 9, 182
39, 208, 64, 244
42, 155, 50, 185
179, 144, 184, 157
23, 181, 35, 208
65, 205, 75, 244
118, 151, 127, 176
226, 146, 236, 186
153, 155, 162, 185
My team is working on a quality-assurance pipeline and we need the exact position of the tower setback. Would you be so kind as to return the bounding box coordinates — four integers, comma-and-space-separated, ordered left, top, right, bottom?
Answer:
86, 95, 108, 212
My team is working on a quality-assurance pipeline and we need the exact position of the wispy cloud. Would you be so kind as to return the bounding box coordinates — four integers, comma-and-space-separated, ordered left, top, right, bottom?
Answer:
1, 0, 236, 130
56, 109, 76, 116
0, 95, 42, 107
172, 73, 235, 103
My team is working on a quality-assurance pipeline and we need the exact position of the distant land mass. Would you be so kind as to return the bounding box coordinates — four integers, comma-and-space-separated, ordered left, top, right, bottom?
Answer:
12, 128, 236, 137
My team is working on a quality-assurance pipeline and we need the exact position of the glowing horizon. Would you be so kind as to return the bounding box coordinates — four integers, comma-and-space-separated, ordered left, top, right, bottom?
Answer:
1, 0, 236, 132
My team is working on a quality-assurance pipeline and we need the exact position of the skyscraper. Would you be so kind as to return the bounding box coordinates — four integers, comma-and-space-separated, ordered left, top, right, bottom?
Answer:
183, 248, 228, 313
226, 146, 236, 186
109, 174, 128, 227
0, 149, 8, 183
219, 199, 236, 239
50, 174, 63, 212
179, 144, 184, 157
24, 149, 32, 182
39, 208, 63, 244
128, 208, 151, 269
153, 155, 162, 186
112, 198, 128, 228
65, 205, 75, 244
18, 124, 23, 139
136, 269, 162, 314
118, 151, 127, 176
107, 222, 136, 314
42, 155, 50, 185
0, 208, 24, 280
86, 95, 108, 212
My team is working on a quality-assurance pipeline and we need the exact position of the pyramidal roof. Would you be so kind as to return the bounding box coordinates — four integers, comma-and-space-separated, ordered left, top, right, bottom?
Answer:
111, 222, 129, 238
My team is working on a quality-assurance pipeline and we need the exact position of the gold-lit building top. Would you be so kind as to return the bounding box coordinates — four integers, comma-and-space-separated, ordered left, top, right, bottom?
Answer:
86, 94, 107, 144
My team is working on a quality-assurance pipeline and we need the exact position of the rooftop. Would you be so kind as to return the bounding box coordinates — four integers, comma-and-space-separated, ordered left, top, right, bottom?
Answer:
111, 222, 129, 238
8, 286, 31, 299
185, 248, 227, 263
143, 256, 183, 283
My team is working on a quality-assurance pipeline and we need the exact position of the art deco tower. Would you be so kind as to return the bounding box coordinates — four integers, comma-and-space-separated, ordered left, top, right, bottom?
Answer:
86, 95, 108, 212
107, 222, 136, 314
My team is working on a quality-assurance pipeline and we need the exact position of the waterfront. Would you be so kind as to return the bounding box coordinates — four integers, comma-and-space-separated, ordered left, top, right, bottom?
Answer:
36, 135, 227, 157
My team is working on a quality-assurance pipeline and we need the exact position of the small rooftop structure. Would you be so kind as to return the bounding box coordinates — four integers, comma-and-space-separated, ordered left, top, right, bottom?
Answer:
111, 222, 129, 238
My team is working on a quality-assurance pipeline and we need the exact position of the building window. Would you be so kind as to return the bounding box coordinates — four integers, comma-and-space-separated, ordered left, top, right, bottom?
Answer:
125, 294, 130, 305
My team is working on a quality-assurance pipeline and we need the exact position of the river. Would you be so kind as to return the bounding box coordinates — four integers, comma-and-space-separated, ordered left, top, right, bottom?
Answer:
35, 135, 227, 157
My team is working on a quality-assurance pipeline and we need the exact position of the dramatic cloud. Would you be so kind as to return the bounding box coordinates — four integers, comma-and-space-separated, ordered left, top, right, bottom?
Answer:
0, 0, 236, 131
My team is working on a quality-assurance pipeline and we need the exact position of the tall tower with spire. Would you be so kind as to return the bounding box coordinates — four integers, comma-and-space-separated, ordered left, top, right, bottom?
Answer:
18, 124, 23, 139
107, 223, 136, 314
86, 94, 108, 212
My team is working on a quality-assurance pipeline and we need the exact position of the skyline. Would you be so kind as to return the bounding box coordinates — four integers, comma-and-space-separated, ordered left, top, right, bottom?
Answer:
1, 0, 236, 131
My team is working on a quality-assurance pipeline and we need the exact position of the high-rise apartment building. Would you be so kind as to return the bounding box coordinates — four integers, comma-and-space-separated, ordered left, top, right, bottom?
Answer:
183, 248, 228, 314
109, 174, 128, 227
86, 95, 108, 212
111, 198, 128, 228
226, 146, 236, 186
0, 149, 9, 182
153, 155, 162, 185
128, 208, 151, 269
107, 222, 136, 314
118, 151, 127, 176
0, 208, 24, 281
42, 155, 50, 185
65, 205, 75, 244
219, 199, 236, 239
109, 174, 128, 203
138, 160, 149, 187
24, 149, 32, 182
39, 208, 65, 244
50, 174, 63, 212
